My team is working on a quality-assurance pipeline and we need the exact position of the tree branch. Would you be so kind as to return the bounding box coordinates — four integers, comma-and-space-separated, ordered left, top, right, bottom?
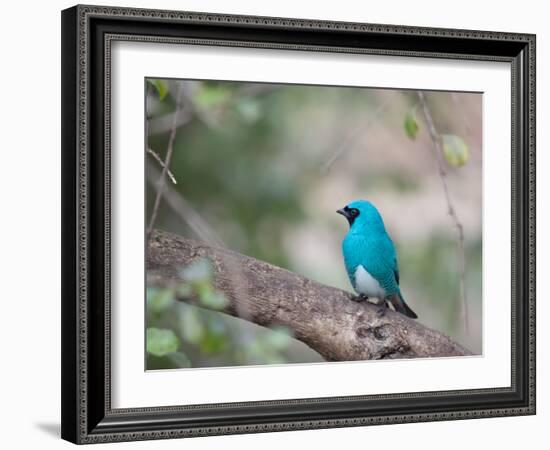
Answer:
147, 229, 473, 361
146, 164, 226, 248
417, 91, 470, 334
147, 148, 177, 185
147, 85, 184, 237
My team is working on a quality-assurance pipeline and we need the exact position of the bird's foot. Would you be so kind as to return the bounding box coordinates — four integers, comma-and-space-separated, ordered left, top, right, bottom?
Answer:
351, 294, 369, 303
375, 299, 389, 317
376, 305, 388, 317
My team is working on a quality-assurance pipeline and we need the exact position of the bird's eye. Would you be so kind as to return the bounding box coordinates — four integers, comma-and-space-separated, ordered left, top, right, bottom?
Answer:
350, 208, 359, 217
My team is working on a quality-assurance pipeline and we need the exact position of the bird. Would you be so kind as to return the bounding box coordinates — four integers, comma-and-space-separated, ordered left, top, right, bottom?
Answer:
336, 200, 418, 319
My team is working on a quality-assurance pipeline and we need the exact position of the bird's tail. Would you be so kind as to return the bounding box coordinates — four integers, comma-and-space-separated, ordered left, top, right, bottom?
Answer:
390, 292, 418, 319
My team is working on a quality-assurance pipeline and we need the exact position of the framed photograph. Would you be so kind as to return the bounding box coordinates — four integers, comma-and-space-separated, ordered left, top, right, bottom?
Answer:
61, 4, 536, 444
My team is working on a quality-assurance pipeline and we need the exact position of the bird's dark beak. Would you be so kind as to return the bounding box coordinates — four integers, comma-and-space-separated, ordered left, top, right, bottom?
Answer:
336, 208, 350, 220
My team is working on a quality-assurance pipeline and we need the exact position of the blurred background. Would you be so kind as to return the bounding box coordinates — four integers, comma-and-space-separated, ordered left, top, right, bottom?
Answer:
145, 78, 482, 370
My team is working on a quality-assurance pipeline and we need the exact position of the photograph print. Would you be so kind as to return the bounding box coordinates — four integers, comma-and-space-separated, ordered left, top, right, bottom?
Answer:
145, 78, 482, 370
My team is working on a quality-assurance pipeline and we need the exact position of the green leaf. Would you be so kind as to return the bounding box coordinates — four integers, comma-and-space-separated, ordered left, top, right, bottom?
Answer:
146, 288, 174, 313
441, 134, 469, 167
147, 79, 169, 101
199, 318, 228, 354
199, 290, 228, 310
146, 328, 179, 356
404, 109, 419, 140
200, 336, 227, 354
180, 307, 204, 344
179, 258, 213, 283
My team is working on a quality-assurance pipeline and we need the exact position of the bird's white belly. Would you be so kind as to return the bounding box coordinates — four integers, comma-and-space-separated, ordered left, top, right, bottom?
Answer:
355, 265, 386, 299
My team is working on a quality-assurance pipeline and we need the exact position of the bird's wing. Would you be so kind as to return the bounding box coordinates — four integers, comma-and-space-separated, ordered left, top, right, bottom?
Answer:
362, 233, 400, 294
390, 238, 400, 286
386, 233, 401, 288
343, 232, 400, 293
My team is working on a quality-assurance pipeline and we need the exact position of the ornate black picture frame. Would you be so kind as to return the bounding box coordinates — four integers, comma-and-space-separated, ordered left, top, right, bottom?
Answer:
61, 4, 536, 444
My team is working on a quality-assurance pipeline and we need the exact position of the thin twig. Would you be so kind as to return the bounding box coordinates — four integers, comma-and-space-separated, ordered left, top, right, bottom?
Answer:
146, 81, 261, 324
147, 108, 193, 135
147, 163, 255, 320
320, 99, 390, 174
147, 148, 177, 185
147, 85, 184, 237
146, 164, 225, 247
417, 91, 469, 334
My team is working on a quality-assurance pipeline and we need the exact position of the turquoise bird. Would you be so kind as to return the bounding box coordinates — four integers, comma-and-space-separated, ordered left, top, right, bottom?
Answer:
337, 200, 418, 319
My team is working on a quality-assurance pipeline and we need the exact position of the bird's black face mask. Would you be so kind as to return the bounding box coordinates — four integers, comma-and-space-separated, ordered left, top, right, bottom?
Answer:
336, 206, 360, 227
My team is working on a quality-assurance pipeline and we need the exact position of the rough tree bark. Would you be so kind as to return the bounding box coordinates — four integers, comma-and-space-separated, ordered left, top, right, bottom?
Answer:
147, 229, 473, 361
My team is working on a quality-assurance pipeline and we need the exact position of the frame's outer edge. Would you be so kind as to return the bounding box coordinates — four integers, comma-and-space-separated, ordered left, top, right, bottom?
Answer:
526, 33, 536, 415
61, 5, 79, 445
61, 3, 536, 444
78, 3, 535, 42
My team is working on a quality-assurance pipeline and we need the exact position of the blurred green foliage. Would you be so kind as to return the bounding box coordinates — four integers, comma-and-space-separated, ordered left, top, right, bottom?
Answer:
399, 237, 482, 333
146, 78, 483, 368
404, 109, 420, 140
147, 79, 169, 101
146, 328, 179, 357
441, 134, 470, 167
146, 258, 297, 369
